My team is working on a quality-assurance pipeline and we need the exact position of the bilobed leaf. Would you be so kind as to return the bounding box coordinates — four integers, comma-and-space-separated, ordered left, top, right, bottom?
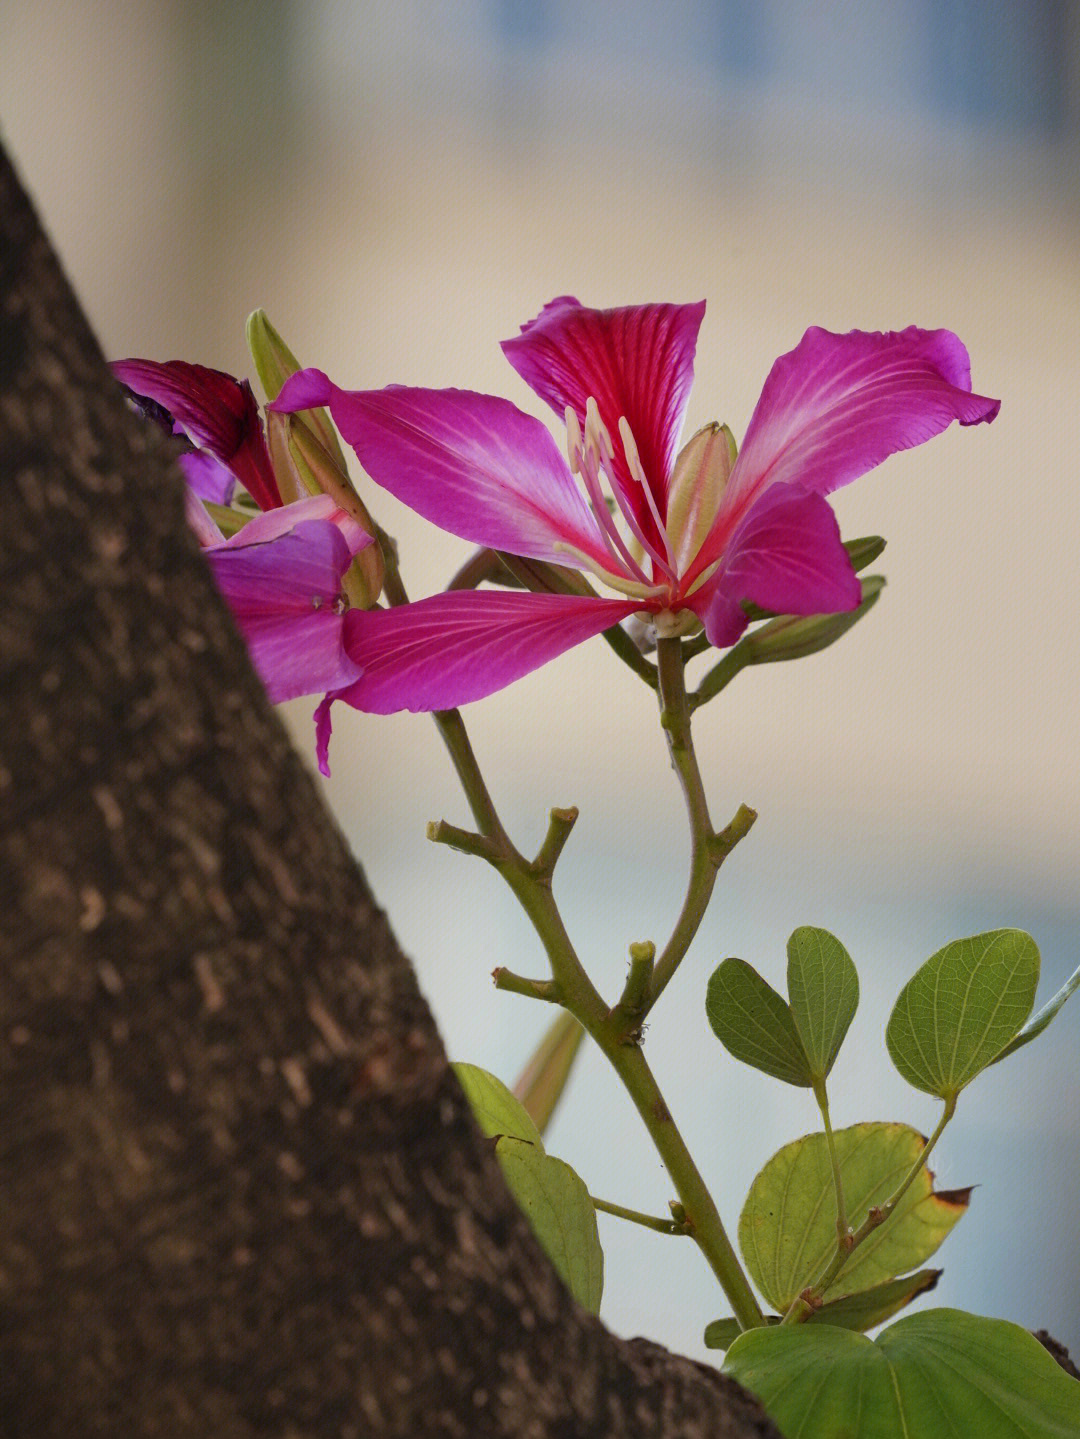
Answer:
738, 1123, 968, 1312
993, 957, 1080, 1062
724, 1308, 1080, 1438
786, 927, 859, 1080
494, 1137, 603, 1313
886, 930, 1040, 1099
706, 958, 813, 1086
703, 1268, 940, 1350
452, 1062, 545, 1148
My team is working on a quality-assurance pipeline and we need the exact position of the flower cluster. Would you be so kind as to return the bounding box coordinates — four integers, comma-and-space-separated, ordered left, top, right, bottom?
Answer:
113, 355, 374, 703
117, 299, 998, 772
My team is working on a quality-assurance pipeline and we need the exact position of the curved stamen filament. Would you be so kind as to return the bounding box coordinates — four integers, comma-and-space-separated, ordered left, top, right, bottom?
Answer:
581, 398, 675, 585
618, 417, 677, 582
567, 405, 649, 585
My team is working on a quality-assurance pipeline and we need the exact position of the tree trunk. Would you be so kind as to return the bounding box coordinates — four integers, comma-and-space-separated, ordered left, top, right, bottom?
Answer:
0, 143, 779, 1438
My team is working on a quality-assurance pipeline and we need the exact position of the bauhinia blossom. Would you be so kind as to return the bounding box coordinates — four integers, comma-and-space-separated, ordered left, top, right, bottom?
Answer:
272, 298, 998, 770
114, 356, 371, 703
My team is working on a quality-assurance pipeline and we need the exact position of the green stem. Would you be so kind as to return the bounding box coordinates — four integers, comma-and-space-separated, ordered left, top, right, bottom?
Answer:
602, 1040, 764, 1329
591, 1195, 687, 1236
647, 639, 755, 1009
389, 569, 762, 1328
781, 1094, 958, 1324
814, 1078, 848, 1245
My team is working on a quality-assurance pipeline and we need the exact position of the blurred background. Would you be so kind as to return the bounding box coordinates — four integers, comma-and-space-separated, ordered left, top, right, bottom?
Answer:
3, 0, 1078, 1362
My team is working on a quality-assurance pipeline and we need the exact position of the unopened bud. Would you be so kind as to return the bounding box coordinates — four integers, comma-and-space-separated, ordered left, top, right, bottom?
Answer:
288, 415, 384, 607
246, 309, 348, 469
743, 575, 885, 665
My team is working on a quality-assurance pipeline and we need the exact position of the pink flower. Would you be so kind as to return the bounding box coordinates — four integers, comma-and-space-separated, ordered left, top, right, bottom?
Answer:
271, 299, 999, 769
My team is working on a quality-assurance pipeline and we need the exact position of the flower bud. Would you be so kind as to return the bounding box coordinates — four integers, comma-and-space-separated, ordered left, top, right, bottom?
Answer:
246, 309, 348, 469
287, 414, 384, 608
742, 575, 885, 665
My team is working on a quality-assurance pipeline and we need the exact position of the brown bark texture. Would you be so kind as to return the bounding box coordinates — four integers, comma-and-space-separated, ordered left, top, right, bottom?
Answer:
0, 143, 781, 1437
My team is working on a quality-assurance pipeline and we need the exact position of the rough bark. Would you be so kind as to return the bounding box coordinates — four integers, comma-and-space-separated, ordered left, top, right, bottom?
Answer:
0, 143, 780, 1437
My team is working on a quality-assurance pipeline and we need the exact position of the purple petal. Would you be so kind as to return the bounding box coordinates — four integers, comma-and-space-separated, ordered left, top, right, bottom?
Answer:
113, 357, 281, 510
331, 589, 639, 715
692, 484, 860, 647
274, 372, 615, 574
501, 298, 706, 530
208, 518, 353, 617
179, 450, 236, 506
721, 325, 1000, 524
205, 519, 363, 703
224, 493, 370, 554
239, 609, 363, 703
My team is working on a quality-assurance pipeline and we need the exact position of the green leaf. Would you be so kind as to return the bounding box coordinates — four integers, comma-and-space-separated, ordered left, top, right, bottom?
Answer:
886, 930, 1040, 1099
706, 958, 814, 1086
494, 1137, 603, 1313
452, 1063, 545, 1148
786, 927, 859, 1081
704, 1268, 940, 1350
724, 1308, 1080, 1438
510, 1012, 586, 1137
994, 957, 1080, 1062
739, 1123, 969, 1312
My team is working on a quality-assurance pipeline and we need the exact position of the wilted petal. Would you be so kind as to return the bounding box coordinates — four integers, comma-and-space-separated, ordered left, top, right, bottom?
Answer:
720, 325, 1000, 523
331, 589, 639, 715
693, 484, 860, 647
274, 371, 615, 575
113, 357, 281, 510
501, 298, 706, 529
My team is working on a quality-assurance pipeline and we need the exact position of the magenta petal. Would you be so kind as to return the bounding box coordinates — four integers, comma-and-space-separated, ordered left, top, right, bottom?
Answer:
313, 694, 336, 777
205, 520, 362, 703
721, 325, 1000, 522
240, 610, 363, 703
114, 357, 281, 510
208, 519, 352, 617
276, 378, 614, 574
502, 298, 706, 532
332, 590, 639, 715
695, 484, 861, 647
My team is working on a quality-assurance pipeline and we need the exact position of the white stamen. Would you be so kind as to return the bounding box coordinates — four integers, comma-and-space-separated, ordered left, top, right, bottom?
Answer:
618, 416, 677, 580
564, 406, 583, 475
551, 543, 666, 601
